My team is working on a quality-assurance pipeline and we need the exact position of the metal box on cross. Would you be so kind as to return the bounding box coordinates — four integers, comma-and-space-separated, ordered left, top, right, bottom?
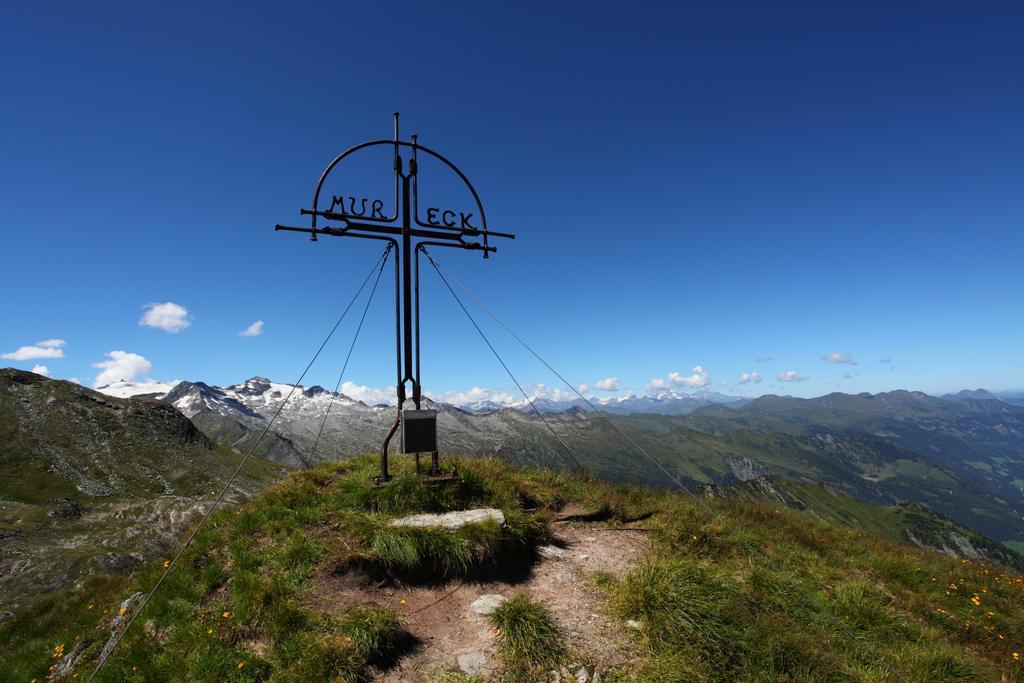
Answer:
401, 408, 438, 454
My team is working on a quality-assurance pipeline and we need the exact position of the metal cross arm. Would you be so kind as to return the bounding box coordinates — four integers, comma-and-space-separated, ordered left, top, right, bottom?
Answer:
275, 224, 501, 255
295, 211, 516, 242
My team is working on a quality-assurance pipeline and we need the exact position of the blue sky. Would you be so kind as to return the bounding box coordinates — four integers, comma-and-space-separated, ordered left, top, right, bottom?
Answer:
1, 1, 1022, 402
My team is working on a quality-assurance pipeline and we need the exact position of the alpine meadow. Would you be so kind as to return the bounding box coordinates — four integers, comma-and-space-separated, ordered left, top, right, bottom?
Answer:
3, 2, 1024, 681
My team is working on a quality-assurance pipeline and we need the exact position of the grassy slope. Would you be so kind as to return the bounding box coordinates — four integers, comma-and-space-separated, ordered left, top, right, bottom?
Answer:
725, 477, 1024, 571
2, 455, 1023, 682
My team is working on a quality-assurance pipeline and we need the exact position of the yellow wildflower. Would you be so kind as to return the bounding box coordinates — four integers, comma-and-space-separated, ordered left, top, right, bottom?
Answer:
163, 560, 170, 568
399, 599, 406, 605
237, 661, 245, 670
222, 611, 231, 618
119, 607, 127, 616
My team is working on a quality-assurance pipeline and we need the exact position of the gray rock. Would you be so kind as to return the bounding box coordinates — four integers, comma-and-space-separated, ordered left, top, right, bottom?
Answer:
97, 553, 144, 574
539, 544, 566, 559
50, 642, 84, 681
458, 650, 487, 675
97, 591, 146, 665
390, 508, 505, 529
576, 666, 590, 683
470, 593, 507, 615
625, 619, 642, 630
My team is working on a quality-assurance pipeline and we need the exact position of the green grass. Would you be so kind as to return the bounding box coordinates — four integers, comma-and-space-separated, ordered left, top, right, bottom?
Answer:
489, 595, 566, 682
0, 455, 553, 682
2, 455, 1024, 681
594, 489, 1024, 681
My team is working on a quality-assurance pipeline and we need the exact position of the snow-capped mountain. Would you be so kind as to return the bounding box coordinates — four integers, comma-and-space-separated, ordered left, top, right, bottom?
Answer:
101, 374, 747, 416
162, 376, 607, 468
93, 378, 181, 398
153, 376, 751, 468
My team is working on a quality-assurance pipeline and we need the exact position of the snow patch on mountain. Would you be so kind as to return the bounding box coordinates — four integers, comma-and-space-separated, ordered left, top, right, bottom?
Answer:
95, 378, 181, 398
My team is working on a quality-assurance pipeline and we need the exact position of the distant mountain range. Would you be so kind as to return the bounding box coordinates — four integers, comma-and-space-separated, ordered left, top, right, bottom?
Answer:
148, 375, 1024, 549
5, 367, 1024, 606
102, 377, 750, 415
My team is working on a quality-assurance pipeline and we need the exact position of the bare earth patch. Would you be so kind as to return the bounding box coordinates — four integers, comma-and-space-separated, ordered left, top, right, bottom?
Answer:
307, 522, 650, 681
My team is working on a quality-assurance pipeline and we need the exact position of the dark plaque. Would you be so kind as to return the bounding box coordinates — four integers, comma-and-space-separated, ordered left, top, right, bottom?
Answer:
401, 409, 437, 454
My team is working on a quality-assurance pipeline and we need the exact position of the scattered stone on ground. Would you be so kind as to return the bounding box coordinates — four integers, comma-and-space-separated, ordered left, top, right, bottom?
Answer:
388, 508, 505, 529
458, 650, 487, 675
469, 594, 506, 615
539, 544, 566, 559
546, 663, 599, 683
309, 522, 650, 681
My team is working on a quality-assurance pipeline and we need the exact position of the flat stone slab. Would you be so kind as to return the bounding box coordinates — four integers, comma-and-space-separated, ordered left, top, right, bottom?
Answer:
469, 593, 507, 615
389, 508, 505, 529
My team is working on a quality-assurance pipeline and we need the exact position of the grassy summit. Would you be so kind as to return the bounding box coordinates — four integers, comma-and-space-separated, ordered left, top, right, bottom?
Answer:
2, 455, 1023, 681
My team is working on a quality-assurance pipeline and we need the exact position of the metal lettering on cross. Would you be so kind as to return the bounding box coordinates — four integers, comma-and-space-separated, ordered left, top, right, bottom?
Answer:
275, 113, 515, 481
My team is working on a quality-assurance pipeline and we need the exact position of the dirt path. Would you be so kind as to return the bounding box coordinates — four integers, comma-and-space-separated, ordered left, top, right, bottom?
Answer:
307, 522, 650, 681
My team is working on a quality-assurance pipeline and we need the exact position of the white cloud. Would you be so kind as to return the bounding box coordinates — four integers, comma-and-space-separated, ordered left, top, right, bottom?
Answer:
578, 383, 590, 394
737, 371, 762, 384
646, 378, 670, 393
669, 366, 711, 389
595, 377, 621, 391
821, 352, 857, 365
140, 302, 190, 333
338, 382, 532, 408
432, 386, 522, 407
92, 350, 153, 387
645, 366, 710, 393
2, 338, 66, 360
239, 320, 264, 337
31, 364, 52, 377
777, 370, 807, 382
339, 381, 398, 405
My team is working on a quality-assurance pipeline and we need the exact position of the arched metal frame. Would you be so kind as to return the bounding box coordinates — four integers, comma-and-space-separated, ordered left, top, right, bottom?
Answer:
275, 114, 514, 481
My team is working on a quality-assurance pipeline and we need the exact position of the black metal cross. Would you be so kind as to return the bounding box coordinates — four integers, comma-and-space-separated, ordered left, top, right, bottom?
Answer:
275, 113, 514, 480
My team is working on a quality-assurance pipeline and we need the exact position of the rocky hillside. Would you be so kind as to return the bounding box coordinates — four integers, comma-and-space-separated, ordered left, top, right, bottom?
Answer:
0, 369, 283, 607
2, 455, 1023, 681
719, 475, 1024, 571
